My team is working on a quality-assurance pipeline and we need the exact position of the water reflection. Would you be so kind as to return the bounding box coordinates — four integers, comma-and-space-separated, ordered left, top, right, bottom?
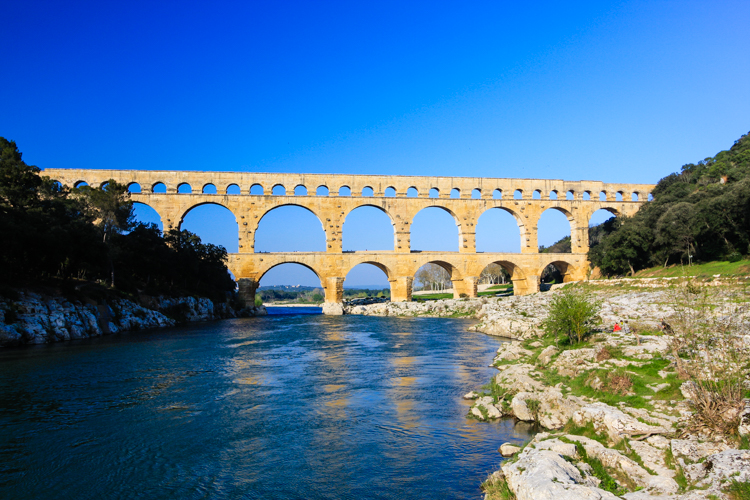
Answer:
0, 314, 532, 500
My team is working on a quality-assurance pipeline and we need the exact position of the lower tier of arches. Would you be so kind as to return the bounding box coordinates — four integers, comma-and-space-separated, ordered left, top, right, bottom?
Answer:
228, 251, 590, 313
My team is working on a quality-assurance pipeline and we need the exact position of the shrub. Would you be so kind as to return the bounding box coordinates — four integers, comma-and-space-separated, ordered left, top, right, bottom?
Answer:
542, 287, 601, 344
667, 280, 750, 441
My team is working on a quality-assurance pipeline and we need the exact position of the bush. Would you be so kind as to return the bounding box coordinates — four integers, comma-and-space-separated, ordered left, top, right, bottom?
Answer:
667, 280, 750, 440
542, 287, 601, 344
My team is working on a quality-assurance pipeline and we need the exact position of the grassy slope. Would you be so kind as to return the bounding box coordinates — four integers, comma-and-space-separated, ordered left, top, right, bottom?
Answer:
632, 259, 750, 278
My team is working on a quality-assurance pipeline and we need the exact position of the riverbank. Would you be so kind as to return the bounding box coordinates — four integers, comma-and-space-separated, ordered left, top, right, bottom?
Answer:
0, 290, 266, 347
467, 278, 750, 499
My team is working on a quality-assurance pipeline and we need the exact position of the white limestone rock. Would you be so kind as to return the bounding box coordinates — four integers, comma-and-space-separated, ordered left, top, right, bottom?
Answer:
471, 396, 502, 420
573, 402, 669, 443
499, 443, 522, 457
536, 345, 559, 366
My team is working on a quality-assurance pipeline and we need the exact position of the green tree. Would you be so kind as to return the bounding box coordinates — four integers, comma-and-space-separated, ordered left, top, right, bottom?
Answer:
542, 287, 601, 345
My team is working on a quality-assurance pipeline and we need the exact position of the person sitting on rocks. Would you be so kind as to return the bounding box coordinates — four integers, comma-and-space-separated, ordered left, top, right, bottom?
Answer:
622, 321, 631, 334
613, 322, 622, 332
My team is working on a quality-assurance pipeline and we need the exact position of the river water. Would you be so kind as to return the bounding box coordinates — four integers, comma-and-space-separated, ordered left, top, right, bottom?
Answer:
0, 308, 533, 499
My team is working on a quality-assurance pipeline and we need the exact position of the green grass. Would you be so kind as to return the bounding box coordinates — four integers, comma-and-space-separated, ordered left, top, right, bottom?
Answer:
632, 259, 750, 279
486, 284, 513, 290
413, 293, 454, 300
725, 480, 750, 500
481, 476, 516, 499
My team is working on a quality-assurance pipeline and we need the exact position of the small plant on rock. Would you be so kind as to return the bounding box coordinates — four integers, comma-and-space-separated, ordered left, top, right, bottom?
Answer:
542, 287, 601, 345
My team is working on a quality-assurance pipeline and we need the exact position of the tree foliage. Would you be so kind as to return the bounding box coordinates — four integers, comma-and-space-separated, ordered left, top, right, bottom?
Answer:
0, 137, 235, 300
589, 132, 750, 275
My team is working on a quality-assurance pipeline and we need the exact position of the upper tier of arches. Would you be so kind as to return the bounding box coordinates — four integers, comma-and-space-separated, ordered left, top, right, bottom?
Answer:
47, 168, 654, 203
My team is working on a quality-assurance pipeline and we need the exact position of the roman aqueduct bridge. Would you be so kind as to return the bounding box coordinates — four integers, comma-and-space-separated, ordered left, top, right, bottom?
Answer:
44, 168, 654, 314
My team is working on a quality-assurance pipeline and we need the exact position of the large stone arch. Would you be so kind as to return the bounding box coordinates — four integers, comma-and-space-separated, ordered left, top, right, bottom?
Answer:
178, 201, 239, 228
476, 205, 524, 253
537, 206, 576, 252
131, 200, 164, 231
343, 258, 393, 280
536, 258, 586, 287
410, 205, 461, 252
474, 258, 537, 296
178, 201, 240, 252
342, 203, 397, 251
254, 203, 326, 250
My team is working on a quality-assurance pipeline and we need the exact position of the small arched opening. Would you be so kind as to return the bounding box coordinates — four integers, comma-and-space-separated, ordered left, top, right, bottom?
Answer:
450, 188, 460, 199
406, 187, 418, 198
549, 190, 558, 200
152, 182, 167, 194
338, 186, 351, 196
616, 191, 623, 202
599, 191, 607, 201
583, 191, 591, 201
294, 185, 308, 196
226, 184, 241, 195
272, 184, 286, 196
566, 190, 575, 201
492, 189, 502, 200
250, 184, 264, 195
429, 188, 440, 198
316, 185, 329, 196
532, 190, 541, 200
362, 186, 374, 197
127, 182, 141, 194
513, 189, 523, 200
177, 183, 192, 194
472, 189, 482, 199
631, 192, 639, 202
384, 186, 396, 197
74, 180, 88, 188
202, 183, 217, 194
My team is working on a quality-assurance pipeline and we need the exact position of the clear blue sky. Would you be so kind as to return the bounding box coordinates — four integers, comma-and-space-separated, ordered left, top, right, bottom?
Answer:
3, 1, 748, 287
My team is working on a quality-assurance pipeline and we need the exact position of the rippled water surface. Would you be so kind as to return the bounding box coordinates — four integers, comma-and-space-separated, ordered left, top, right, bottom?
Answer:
0, 308, 532, 499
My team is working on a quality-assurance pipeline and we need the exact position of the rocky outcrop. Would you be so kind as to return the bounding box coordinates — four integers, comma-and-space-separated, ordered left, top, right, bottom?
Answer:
0, 291, 266, 347
344, 297, 484, 317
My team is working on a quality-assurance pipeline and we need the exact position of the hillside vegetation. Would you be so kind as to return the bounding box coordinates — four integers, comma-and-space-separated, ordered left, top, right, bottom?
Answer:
0, 138, 235, 301
589, 132, 750, 276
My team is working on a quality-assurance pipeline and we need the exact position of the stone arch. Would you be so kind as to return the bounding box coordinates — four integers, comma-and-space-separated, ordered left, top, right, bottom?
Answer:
152, 182, 167, 193
532, 189, 542, 200
549, 190, 558, 200
410, 205, 460, 252
294, 185, 308, 196
132, 201, 163, 231
537, 259, 579, 286
478, 259, 533, 295
256, 260, 322, 284
342, 204, 396, 251
272, 184, 286, 195
250, 183, 264, 195
450, 188, 460, 199
202, 183, 217, 194
599, 190, 607, 201
589, 207, 619, 229
226, 184, 241, 195
179, 202, 240, 253
361, 186, 374, 197
406, 186, 418, 197
514, 189, 523, 200
429, 188, 440, 198
413, 260, 463, 288
616, 191, 623, 201
338, 186, 351, 196
631, 191, 639, 202
177, 183, 192, 194
472, 188, 481, 199
254, 204, 326, 252
316, 185, 329, 196
476, 206, 523, 253
566, 190, 575, 200
100, 181, 110, 190
344, 260, 392, 282
583, 191, 591, 200
127, 182, 141, 193
537, 207, 574, 252
74, 180, 89, 188
384, 186, 396, 197
493, 189, 502, 200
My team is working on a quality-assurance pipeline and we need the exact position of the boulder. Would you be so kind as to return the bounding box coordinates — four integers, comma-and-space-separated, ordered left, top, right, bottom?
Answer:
471, 396, 502, 420
499, 443, 522, 457
536, 345, 559, 366
494, 342, 532, 363
462, 391, 479, 400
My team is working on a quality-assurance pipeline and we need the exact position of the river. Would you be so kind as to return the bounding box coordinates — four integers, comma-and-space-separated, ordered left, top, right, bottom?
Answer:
0, 307, 533, 499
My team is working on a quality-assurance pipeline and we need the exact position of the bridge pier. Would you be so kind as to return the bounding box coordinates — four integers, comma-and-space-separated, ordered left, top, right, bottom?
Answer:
322, 276, 345, 315
452, 276, 479, 298
389, 276, 413, 302
237, 278, 259, 307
